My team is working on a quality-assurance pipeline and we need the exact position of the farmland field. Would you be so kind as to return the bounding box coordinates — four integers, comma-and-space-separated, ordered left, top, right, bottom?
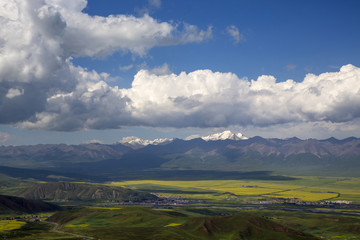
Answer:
109, 176, 360, 203
0, 220, 26, 232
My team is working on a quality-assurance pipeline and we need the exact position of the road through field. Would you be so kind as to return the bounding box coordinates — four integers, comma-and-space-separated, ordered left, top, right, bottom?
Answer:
50, 222, 95, 240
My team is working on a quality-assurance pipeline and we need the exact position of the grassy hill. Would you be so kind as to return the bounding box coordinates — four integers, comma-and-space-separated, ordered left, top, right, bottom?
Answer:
19, 182, 157, 202
48, 207, 318, 240
0, 195, 61, 214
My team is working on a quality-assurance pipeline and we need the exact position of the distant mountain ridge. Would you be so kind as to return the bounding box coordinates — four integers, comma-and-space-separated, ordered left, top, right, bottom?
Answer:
120, 130, 248, 148
0, 132, 359, 177
0, 143, 132, 168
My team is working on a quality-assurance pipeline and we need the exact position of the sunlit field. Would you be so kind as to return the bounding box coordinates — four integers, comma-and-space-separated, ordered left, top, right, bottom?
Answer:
65, 223, 89, 228
0, 220, 26, 232
109, 176, 360, 203
264, 189, 338, 201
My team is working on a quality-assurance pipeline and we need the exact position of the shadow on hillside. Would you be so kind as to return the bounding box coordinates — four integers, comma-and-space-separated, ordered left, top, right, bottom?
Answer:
108, 170, 297, 181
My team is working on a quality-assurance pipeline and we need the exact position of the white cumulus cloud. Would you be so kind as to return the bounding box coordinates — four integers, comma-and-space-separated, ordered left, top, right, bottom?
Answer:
1, 0, 359, 135
5, 88, 24, 99
20, 64, 360, 131
0, 0, 211, 125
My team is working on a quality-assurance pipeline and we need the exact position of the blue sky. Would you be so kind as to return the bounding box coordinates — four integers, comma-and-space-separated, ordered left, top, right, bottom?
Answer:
0, 0, 360, 145
80, 0, 360, 81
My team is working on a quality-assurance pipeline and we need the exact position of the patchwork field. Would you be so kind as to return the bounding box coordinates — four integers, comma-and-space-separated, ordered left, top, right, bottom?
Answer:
109, 176, 360, 203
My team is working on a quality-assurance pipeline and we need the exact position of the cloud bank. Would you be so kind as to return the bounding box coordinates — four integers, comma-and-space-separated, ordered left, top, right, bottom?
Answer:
1, 0, 360, 133
0, 0, 210, 126
21, 64, 360, 131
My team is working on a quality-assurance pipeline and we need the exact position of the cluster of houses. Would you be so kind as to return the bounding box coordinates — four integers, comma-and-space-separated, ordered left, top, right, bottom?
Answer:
251, 198, 354, 207
0, 215, 51, 222
116, 194, 206, 206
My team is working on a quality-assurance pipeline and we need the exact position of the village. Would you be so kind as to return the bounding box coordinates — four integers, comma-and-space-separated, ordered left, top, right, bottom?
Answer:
0, 215, 50, 222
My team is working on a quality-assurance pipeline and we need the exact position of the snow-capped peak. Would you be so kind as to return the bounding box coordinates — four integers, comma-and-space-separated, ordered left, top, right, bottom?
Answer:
201, 130, 248, 141
120, 130, 247, 148
120, 136, 173, 147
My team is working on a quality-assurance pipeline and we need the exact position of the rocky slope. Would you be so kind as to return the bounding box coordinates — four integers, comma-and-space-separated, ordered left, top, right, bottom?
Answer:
20, 182, 157, 202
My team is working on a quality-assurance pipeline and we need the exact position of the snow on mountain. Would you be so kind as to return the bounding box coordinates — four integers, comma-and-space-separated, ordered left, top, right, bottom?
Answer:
120, 136, 173, 147
120, 130, 247, 148
201, 130, 248, 141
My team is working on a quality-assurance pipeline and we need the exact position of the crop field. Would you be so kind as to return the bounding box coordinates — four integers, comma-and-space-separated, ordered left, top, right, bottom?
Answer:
0, 221, 76, 240
264, 189, 339, 201
65, 223, 89, 228
109, 176, 360, 203
0, 220, 26, 232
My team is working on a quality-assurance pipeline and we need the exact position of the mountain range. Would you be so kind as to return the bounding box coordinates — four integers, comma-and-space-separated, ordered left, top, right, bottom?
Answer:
120, 130, 248, 148
0, 131, 359, 179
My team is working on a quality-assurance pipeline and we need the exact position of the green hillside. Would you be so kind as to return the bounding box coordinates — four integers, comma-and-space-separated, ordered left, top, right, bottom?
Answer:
48, 207, 318, 240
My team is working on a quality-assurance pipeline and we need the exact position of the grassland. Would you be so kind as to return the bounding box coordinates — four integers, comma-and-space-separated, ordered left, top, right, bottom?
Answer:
0, 174, 37, 196
244, 209, 360, 240
109, 176, 360, 203
46, 207, 319, 240
0, 221, 79, 240
1, 206, 358, 240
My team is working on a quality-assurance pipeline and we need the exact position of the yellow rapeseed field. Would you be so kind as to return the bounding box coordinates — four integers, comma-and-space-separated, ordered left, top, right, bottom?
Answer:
109, 178, 359, 202
165, 223, 182, 227
0, 220, 26, 232
65, 224, 89, 228
264, 190, 338, 201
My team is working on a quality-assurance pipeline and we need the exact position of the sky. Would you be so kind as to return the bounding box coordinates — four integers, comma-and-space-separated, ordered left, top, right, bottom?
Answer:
0, 0, 360, 145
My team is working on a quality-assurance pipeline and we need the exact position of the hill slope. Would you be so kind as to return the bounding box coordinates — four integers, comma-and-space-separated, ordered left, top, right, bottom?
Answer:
48, 207, 318, 240
183, 214, 317, 240
20, 182, 157, 202
0, 195, 61, 213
